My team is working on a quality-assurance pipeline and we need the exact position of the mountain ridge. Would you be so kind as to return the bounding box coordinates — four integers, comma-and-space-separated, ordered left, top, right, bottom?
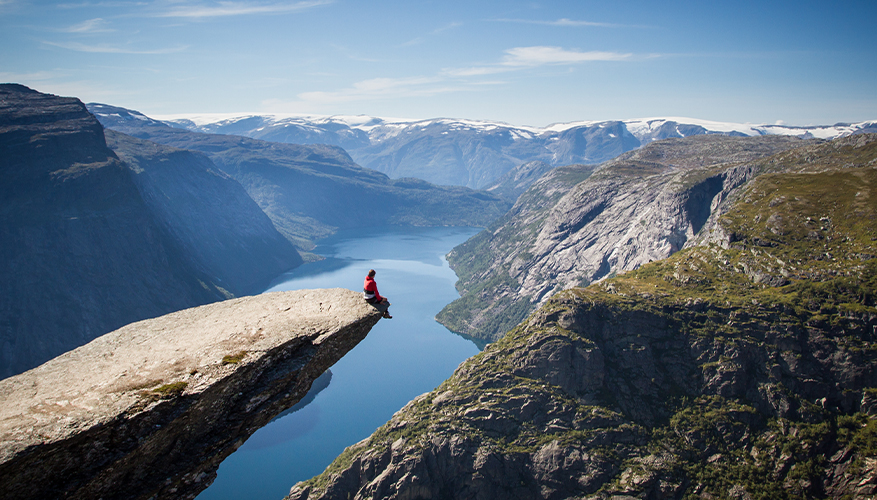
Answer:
0, 84, 241, 378
142, 110, 876, 189
89, 103, 511, 252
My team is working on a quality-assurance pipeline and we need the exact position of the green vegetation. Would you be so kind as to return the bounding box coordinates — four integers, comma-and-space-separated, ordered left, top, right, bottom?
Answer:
603, 166, 877, 341
837, 412, 877, 460
436, 271, 534, 341
139, 381, 189, 402
221, 351, 248, 365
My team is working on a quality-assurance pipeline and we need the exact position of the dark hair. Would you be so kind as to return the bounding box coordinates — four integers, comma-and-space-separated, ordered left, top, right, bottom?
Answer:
368, 269, 376, 277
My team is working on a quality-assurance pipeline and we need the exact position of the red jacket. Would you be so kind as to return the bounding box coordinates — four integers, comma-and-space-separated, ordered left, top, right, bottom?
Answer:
363, 276, 382, 301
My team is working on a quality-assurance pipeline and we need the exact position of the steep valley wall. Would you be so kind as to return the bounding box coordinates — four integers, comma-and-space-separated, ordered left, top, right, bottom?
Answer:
288, 135, 877, 500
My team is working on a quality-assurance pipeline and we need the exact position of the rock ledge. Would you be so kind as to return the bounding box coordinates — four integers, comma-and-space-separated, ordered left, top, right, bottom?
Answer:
0, 288, 382, 500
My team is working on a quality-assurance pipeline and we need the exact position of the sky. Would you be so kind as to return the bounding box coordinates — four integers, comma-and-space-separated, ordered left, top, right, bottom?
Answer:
1, 0, 875, 127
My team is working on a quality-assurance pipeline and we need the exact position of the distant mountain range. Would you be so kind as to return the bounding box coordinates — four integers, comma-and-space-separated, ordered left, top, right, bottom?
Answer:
88, 104, 510, 252
146, 111, 877, 189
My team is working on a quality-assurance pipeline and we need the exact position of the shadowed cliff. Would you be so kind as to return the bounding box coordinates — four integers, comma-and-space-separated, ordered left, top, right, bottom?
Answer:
0, 288, 383, 500
0, 84, 223, 377
0, 84, 301, 378
104, 129, 302, 296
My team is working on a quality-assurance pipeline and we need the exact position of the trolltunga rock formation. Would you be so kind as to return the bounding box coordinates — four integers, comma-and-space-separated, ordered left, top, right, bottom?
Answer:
0, 288, 383, 500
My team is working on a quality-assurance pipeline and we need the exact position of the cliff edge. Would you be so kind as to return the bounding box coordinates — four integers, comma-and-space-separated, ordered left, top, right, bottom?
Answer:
0, 288, 383, 500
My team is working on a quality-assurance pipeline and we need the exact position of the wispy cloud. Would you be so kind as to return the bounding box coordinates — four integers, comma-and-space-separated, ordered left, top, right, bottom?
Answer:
42, 40, 187, 54
504, 46, 631, 66
432, 21, 462, 34
0, 70, 60, 82
56, 2, 151, 8
400, 37, 424, 47
445, 46, 632, 76
495, 17, 611, 28
60, 18, 114, 33
401, 22, 462, 47
155, 0, 332, 18
298, 76, 459, 103
494, 18, 645, 29
297, 45, 634, 105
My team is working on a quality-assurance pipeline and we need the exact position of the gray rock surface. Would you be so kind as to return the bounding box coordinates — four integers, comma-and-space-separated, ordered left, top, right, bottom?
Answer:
0, 288, 383, 500
437, 135, 815, 342
485, 160, 563, 203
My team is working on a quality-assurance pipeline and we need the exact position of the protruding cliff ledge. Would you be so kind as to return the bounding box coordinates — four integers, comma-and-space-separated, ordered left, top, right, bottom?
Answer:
0, 288, 383, 500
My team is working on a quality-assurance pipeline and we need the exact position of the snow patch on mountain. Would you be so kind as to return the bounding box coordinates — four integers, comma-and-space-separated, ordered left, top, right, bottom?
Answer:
156, 112, 874, 144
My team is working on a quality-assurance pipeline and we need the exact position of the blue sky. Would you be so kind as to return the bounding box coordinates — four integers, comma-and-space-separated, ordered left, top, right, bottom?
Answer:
1, 0, 875, 127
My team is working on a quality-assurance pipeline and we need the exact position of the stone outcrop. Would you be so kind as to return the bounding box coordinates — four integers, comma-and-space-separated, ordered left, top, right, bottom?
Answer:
485, 160, 564, 203
0, 288, 384, 500
288, 136, 877, 500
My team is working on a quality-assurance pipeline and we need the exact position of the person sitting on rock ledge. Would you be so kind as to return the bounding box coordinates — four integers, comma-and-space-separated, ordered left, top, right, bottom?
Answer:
363, 269, 392, 319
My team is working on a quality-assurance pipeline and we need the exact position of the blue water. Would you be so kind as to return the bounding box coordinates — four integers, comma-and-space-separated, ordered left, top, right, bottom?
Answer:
197, 226, 481, 500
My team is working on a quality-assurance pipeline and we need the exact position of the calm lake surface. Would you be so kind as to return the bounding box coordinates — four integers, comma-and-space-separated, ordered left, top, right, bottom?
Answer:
197, 226, 482, 500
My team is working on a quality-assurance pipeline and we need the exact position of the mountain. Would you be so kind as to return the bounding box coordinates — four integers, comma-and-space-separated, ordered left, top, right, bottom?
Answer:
485, 160, 560, 203
103, 130, 302, 295
89, 104, 511, 252
0, 85, 225, 377
437, 134, 819, 343
156, 112, 877, 189
286, 133, 877, 500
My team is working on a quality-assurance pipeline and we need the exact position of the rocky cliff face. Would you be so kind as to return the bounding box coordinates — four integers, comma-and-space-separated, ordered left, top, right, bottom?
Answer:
0, 288, 383, 500
437, 135, 818, 343
0, 84, 228, 378
90, 104, 511, 252
286, 137, 877, 500
485, 160, 561, 203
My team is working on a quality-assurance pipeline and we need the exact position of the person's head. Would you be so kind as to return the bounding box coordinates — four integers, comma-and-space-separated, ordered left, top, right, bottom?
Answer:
368, 269, 376, 278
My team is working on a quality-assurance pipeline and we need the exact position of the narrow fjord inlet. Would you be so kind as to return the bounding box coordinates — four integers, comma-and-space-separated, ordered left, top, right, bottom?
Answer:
197, 226, 481, 500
